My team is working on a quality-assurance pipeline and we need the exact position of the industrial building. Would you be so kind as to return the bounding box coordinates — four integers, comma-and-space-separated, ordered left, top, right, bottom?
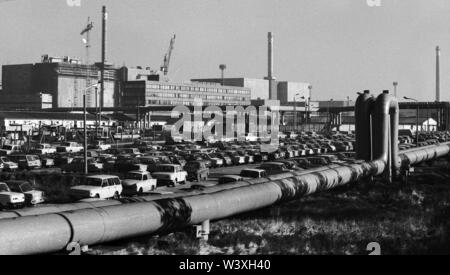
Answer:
191, 78, 311, 104
0, 55, 119, 110
122, 80, 251, 107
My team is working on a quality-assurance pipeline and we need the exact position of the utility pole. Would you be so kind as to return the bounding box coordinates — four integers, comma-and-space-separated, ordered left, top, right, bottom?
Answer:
293, 96, 297, 132
99, 5, 107, 136
404, 96, 419, 146
83, 93, 88, 175
436, 46, 440, 102
393, 82, 398, 98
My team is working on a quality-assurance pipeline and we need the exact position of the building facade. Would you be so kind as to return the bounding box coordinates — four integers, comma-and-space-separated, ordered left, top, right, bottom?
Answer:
191, 78, 310, 104
122, 80, 251, 107
0, 55, 119, 109
0, 111, 114, 133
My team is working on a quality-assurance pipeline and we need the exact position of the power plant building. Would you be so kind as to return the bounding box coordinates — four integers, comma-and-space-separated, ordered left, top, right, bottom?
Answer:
0, 55, 119, 109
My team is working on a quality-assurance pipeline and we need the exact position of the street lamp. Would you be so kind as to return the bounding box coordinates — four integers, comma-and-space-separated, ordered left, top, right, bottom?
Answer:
393, 82, 398, 98
404, 96, 419, 146
83, 82, 100, 175
293, 93, 301, 132
327, 99, 333, 125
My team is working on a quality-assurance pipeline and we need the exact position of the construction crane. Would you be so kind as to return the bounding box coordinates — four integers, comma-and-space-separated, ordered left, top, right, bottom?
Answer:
80, 17, 94, 107
160, 34, 176, 76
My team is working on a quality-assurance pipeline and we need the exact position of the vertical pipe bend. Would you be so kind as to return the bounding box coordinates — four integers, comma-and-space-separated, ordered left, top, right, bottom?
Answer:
372, 91, 400, 180
355, 90, 375, 160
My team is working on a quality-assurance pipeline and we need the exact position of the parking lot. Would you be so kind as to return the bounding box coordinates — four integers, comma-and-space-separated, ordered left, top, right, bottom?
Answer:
1, 130, 450, 210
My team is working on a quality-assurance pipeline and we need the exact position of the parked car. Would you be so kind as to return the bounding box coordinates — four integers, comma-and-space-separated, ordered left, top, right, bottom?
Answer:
33, 143, 57, 155
184, 161, 210, 182
114, 156, 146, 173
201, 153, 223, 168
306, 156, 330, 168
121, 148, 142, 157
90, 140, 112, 151
216, 152, 233, 166
63, 157, 104, 173
0, 156, 19, 171
6, 180, 45, 205
218, 175, 243, 185
152, 164, 188, 186
258, 162, 292, 176
0, 182, 25, 209
70, 175, 122, 200
122, 171, 157, 195
40, 155, 55, 168
138, 156, 160, 173
0, 144, 22, 155
292, 158, 311, 169
239, 168, 268, 179
8, 154, 42, 170
56, 142, 84, 153
168, 155, 187, 167
225, 151, 246, 165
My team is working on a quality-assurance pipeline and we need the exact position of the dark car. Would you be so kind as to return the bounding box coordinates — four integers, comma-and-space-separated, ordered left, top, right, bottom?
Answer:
218, 175, 243, 185
292, 158, 311, 169
239, 169, 267, 179
216, 152, 233, 166
258, 162, 292, 176
63, 157, 104, 173
8, 154, 42, 170
184, 161, 210, 182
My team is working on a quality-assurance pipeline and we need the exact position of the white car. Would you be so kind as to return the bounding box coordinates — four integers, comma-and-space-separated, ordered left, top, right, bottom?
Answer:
0, 144, 22, 155
0, 156, 19, 171
93, 141, 112, 151
122, 171, 157, 195
34, 143, 57, 155
0, 182, 25, 209
6, 181, 45, 205
56, 142, 84, 153
70, 175, 122, 200
152, 164, 188, 186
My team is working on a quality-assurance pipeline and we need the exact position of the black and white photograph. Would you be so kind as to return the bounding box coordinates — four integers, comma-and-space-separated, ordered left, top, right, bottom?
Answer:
0, 0, 450, 261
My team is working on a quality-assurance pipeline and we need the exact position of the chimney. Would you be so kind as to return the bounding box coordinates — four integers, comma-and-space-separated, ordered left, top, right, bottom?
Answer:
264, 32, 277, 100
436, 46, 440, 102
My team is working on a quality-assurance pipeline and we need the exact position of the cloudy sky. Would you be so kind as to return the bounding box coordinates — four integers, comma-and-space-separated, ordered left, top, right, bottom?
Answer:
0, 0, 449, 101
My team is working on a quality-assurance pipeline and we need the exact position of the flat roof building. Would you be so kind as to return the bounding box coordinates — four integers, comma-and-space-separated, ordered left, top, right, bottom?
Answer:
0, 55, 119, 110
191, 77, 310, 104
122, 80, 251, 107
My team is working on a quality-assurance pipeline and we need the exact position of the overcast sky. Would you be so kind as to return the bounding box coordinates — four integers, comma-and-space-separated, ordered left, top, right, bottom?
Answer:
0, 0, 449, 101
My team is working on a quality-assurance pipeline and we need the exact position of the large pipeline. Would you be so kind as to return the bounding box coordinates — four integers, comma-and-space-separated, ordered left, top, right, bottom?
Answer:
1, 92, 449, 254
0, 160, 386, 255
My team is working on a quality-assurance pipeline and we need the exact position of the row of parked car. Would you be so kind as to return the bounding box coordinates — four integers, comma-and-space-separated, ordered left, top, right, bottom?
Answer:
0, 181, 45, 209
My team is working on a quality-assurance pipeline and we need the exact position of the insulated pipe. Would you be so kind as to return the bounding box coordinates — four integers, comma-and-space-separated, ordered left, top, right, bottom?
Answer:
372, 91, 400, 181
399, 143, 450, 169
355, 90, 375, 160
0, 160, 385, 255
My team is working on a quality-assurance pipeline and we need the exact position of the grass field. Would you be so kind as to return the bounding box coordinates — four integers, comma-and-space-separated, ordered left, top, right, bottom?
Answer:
88, 160, 450, 255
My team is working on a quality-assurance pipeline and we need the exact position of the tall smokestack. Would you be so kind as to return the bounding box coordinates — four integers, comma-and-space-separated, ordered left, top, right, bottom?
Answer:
264, 32, 277, 100
100, 5, 107, 109
436, 46, 440, 102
